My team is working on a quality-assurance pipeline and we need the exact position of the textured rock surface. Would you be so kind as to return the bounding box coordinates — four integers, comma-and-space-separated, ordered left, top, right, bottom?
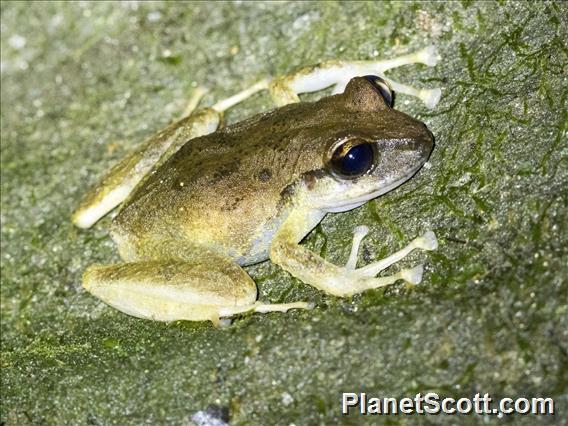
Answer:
1, 2, 566, 424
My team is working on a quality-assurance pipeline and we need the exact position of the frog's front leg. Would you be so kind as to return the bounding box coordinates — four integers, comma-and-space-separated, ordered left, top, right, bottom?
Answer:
270, 211, 437, 297
268, 45, 441, 108
82, 254, 311, 324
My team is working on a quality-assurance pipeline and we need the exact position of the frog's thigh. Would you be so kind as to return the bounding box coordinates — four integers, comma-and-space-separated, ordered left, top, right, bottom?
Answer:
82, 257, 254, 322
83, 258, 310, 323
72, 101, 221, 229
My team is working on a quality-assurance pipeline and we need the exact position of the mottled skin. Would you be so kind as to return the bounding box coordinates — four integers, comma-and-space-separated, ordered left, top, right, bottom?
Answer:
73, 47, 442, 323
113, 79, 433, 267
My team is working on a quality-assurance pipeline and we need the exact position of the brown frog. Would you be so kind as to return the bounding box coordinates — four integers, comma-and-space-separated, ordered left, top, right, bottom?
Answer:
72, 46, 441, 324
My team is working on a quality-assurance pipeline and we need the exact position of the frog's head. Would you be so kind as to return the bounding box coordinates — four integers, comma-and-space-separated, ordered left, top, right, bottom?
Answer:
303, 76, 434, 213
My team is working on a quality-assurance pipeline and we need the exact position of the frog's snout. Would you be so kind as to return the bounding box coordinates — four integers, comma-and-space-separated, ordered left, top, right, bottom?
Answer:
411, 121, 435, 161
398, 124, 434, 164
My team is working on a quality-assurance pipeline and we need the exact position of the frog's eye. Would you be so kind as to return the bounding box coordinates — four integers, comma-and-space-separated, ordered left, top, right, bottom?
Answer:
329, 139, 376, 178
363, 75, 393, 107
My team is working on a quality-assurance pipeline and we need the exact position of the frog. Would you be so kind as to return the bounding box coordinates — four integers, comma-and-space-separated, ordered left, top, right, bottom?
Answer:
72, 45, 441, 325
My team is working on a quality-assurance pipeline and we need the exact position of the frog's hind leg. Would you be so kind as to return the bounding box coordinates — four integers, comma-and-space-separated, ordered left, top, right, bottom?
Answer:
72, 89, 220, 229
82, 256, 312, 324
268, 45, 441, 108
211, 79, 270, 112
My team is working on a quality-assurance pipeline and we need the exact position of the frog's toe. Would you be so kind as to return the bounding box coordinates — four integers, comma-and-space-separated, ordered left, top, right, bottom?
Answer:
345, 225, 370, 269
421, 87, 442, 109
352, 225, 370, 238
355, 264, 424, 293
415, 230, 438, 251
179, 86, 209, 118
350, 230, 438, 280
400, 264, 424, 285
249, 300, 314, 314
419, 45, 441, 67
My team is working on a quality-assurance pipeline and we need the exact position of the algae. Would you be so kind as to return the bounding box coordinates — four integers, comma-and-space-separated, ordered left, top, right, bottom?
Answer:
1, 1, 567, 424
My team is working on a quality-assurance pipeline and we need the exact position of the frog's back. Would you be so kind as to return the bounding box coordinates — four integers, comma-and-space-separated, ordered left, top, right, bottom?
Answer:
110, 101, 331, 264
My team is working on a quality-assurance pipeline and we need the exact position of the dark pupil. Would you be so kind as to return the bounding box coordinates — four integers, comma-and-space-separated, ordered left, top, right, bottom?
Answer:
339, 143, 374, 176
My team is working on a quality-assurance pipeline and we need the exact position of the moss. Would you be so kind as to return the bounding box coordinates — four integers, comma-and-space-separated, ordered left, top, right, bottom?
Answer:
1, 1, 566, 424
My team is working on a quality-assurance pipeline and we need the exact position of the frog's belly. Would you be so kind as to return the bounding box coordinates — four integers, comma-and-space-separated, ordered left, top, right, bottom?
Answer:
110, 204, 288, 266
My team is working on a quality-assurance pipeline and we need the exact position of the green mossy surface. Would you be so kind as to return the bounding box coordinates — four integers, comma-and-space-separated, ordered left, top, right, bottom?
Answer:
1, 1, 566, 424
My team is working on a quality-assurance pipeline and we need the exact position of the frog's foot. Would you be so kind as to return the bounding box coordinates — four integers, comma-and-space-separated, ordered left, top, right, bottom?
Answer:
211, 79, 270, 112
270, 218, 438, 297
351, 230, 438, 278
82, 257, 311, 324
219, 300, 314, 318
267, 45, 441, 108
337, 229, 437, 296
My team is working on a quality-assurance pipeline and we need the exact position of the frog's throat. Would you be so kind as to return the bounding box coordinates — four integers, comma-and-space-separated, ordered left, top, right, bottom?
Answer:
319, 165, 425, 213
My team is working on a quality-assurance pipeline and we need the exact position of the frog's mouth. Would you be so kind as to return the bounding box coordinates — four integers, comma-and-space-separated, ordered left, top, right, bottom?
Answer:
318, 161, 426, 213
